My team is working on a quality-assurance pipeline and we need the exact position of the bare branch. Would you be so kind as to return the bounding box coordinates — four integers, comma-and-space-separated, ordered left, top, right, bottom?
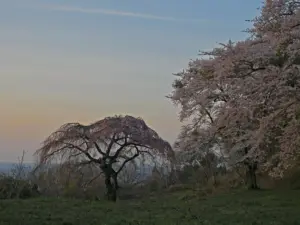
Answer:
116, 147, 140, 175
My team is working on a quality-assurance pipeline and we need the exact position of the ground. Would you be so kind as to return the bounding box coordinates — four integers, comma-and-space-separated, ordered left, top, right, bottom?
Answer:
0, 190, 299, 225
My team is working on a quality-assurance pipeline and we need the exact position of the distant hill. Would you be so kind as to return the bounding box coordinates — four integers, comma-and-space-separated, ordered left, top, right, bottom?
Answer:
0, 162, 154, 179
0, 162, 34, 175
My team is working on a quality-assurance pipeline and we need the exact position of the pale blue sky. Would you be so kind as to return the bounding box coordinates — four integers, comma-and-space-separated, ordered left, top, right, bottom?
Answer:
0, 0, 261, 162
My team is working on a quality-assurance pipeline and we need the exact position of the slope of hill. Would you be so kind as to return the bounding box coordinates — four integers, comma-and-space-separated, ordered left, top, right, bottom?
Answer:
0, 190, 299, 224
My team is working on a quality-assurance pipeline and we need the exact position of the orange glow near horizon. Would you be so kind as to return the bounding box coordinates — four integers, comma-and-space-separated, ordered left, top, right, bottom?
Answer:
1, 94, 180, 162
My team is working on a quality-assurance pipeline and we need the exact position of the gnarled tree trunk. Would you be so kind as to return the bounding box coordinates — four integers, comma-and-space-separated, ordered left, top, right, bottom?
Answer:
104, 174, 117, 201
101, 162, 119, 202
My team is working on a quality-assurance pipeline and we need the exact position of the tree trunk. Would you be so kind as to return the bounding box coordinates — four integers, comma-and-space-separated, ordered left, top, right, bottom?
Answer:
100, 161, 118, 202
247, 164, 259, 190
112, 173, 119, 190
243, 147, 259, 190
212, 173, 217, 187
105, 175, 117, 202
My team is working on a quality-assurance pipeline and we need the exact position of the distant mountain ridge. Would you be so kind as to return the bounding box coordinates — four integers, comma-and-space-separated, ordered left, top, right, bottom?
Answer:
0, 162, 34, 174
0, 162, 155, 179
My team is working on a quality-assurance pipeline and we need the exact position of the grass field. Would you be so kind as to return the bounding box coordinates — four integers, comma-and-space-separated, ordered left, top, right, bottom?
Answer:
0, 190, 299, 225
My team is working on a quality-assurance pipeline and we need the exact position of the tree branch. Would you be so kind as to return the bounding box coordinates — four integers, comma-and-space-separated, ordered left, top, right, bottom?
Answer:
203, 107, 214, 124
82, 171, 104, 189
111, 136, 129, 160
106, 133, 116, 156
64, 142, 99, 163
93, 141, 106, 156
107, 134, 129, 156
116, 147, 140, 175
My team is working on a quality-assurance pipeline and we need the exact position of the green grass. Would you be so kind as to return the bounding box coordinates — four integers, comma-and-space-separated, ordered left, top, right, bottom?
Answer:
0, 190, 300, 225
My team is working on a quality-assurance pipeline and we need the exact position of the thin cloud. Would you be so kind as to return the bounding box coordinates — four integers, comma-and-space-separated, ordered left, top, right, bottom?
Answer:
38, 5, 207, 23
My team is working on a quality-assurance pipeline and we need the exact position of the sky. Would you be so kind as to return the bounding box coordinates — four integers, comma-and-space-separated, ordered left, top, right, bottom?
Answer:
0, 0, 262, 162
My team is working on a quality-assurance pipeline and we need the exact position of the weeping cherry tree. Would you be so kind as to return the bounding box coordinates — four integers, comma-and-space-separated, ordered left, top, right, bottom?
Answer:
34, 115, 174, 201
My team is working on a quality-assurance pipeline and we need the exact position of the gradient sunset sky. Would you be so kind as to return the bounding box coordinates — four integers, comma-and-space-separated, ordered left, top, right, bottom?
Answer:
0, 0, 261, 162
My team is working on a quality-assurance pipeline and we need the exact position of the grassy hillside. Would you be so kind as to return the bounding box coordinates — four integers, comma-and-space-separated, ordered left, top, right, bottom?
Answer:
0, 190, 299, 225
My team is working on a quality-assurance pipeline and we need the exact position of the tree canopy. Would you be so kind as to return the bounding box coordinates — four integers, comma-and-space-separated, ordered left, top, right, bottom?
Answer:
169, 0, 300, 179
34, 115, 174, 201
